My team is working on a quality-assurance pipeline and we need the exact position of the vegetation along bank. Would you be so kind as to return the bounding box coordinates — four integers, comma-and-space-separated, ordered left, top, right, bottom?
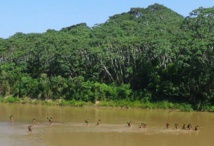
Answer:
0, 4, 214, 111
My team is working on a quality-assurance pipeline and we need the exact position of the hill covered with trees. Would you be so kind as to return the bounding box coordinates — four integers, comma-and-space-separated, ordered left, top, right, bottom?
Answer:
0, 4, 214, 111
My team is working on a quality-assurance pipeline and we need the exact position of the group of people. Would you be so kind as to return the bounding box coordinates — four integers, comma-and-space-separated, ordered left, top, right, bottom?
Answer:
85, 119, 101, 126
85, 119, 199, 131
9, 115, 53, 133
124, 120, 200, 131
126, 121, 199, 131
126, 121, 147, 128
9, 115, 199, 133
166, 123, 199, 131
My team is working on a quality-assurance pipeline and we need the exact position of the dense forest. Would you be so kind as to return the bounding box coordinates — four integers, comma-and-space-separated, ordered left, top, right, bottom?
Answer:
0, 4, 214, 111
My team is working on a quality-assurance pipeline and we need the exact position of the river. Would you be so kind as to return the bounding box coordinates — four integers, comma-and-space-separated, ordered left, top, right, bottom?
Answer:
0, 103, 213, 146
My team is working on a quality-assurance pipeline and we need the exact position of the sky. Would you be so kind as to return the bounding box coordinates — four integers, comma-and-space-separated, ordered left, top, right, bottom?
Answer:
0, 0, 214, 39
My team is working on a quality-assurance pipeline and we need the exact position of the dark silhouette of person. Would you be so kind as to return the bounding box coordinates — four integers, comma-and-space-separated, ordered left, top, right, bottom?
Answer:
95, 119, 101, 126
139, 123, 147, 128
28, 125, 32, 132
85, 119, 89, 126
195, 125, 199, 131
9, 115, 14, 122
47, 117, 53, 125
182, 124, 186, 130
175, 124, 179, 129
166, 123, 170, 129
187, 124, 192, 130
127, 121, 132, 127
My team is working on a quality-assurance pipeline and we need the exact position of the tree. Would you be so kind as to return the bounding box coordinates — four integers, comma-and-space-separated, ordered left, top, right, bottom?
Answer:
175, 7, 214, 110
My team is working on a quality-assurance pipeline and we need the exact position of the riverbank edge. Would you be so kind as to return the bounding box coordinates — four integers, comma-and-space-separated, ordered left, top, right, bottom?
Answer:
0, 96, 214, 112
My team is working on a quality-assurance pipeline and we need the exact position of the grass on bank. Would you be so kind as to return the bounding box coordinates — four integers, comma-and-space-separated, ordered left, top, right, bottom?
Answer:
0, 96, 203, 112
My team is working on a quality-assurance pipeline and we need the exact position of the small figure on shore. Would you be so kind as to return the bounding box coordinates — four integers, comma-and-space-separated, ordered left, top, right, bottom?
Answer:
127, 121, 132, 127
9, 115, 14, 126
139, 123, 147, 128
187, 124, 192, 130
32, 118, 36, 125
166, 123, 170, 129
195, 125, 199, 131
95, 119, 101, 126
182, 124, 186, 130
47, 117, 53, 125
85, 119, 89, 126
9, 115, 14, 123
28, 125, 32, 132
175, 124, 179, 129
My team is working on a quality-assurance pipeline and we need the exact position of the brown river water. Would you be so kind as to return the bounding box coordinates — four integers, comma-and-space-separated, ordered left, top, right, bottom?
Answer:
0, 103, 213, 146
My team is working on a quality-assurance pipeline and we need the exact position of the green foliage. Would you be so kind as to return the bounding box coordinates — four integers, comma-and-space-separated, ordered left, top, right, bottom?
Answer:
0, 4, 214, 111
1, 97, 20, 103
59, 99, 88, 107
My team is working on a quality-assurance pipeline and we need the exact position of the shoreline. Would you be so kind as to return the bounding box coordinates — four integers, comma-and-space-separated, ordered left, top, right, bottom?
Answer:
1, 96, 212, 112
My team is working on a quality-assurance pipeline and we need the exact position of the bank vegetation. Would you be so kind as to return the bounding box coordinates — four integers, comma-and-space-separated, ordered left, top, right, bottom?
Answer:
1, 4, 214, 111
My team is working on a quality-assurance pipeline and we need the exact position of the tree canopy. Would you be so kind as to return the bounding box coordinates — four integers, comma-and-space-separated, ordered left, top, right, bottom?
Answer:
0, 4, 214, 110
